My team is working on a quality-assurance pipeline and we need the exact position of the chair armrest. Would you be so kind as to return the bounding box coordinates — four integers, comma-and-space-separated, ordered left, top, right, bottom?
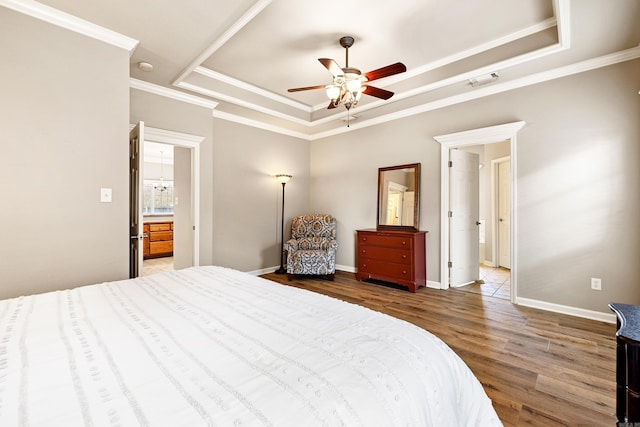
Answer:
284, 239, 298, 251
323, 239, 338, 253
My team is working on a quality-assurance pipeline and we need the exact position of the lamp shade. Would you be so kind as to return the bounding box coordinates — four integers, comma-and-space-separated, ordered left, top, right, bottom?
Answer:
275, 174, 292, 184
325, 85, 340, 101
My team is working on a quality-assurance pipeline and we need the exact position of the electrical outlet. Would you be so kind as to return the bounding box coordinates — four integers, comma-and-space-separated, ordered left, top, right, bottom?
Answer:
591, 278, 602, 291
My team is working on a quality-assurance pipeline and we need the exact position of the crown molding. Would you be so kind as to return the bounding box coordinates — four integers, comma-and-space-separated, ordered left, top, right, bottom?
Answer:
194, 67, 311, 112
130, 78, 218, 109
176, 81, 311, 126
554, 0, 571, 47
0, 0, 139, 53
211, 110, 311, 140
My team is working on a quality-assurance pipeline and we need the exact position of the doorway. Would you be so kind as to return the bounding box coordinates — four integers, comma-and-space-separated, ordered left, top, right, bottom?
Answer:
129, 123, 204, 278
434, 121, 525, 303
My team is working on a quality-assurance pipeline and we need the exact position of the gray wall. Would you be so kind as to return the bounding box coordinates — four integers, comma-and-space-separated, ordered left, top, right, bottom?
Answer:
130, 89, 214, 265
311, 59, 640, 313
0, 9, 130, 298
173, 146, 193, 270
1, 7, 638, 317
211, 119, 311, 272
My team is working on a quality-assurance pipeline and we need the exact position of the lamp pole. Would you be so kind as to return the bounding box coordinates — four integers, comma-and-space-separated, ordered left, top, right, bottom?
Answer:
275, 174, 291, 274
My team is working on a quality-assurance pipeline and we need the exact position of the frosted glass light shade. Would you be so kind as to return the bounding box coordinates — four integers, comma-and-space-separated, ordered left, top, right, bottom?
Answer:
325, 85, 340, 100
275, 174, 292, 184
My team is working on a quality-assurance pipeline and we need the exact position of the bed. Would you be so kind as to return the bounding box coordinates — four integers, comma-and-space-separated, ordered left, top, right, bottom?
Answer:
0, 266, 501, 426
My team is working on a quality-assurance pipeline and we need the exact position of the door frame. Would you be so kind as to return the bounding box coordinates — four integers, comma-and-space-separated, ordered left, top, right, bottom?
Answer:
434, 121, 524, 303
135, 125, 204, 267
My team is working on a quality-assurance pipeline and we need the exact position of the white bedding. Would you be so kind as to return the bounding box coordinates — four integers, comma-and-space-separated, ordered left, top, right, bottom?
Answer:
0, 266, 501, 426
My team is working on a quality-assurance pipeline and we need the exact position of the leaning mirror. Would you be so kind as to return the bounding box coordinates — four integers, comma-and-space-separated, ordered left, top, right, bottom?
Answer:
377, 163, 420, 231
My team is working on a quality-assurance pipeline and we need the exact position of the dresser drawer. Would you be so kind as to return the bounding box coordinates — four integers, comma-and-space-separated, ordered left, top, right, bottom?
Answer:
150, 240, 173, 255
150, 230, 173, 242
358, 233, 413, 249
358, 259, 414, 280
150, 223, 172, 232
359, 245, 411, 264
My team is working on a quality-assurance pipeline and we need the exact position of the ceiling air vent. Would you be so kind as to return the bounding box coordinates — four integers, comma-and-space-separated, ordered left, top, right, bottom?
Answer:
468, 72, 499, 87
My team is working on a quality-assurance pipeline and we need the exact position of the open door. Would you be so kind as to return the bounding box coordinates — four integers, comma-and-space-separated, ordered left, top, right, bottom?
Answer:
449, 149, 480, 287
129, 122, 144, 278
498, 159, 511, 268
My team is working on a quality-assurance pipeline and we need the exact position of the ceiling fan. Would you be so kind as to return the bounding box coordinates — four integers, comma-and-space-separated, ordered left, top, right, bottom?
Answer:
288, 36, 406, 120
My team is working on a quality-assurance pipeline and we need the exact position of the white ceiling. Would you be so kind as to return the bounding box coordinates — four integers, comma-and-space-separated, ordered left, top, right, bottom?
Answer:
7, 0, 640, 139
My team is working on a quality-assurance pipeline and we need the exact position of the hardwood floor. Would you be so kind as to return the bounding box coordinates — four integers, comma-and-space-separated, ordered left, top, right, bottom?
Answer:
260, 270, 617, 426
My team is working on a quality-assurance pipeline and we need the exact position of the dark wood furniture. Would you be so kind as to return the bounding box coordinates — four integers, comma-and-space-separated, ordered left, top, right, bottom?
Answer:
143, 221, 173, 259
609, 303, 640, 424
356, 229, 426, 292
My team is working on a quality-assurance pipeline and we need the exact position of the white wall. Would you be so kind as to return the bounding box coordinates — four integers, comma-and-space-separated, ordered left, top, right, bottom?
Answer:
0, 9, 130, 298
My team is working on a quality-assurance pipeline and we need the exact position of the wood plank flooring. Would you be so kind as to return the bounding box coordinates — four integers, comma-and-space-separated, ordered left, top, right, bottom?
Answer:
260, 270, 617, 426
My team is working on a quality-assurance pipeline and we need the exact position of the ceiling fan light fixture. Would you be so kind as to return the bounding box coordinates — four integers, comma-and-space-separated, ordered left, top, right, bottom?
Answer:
326, 84, 340, 101
347, 78, 361, 93
287, 36, 407, 127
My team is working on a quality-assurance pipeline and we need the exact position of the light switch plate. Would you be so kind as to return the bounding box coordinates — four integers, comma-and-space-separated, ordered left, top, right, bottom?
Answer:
100, 188, 112, 203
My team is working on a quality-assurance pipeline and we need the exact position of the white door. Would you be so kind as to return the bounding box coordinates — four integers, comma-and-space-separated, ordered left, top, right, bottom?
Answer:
402, 191, 415, 226
498, 160, 511, 268
450, 149, 480, 287
129, 122, 145, 278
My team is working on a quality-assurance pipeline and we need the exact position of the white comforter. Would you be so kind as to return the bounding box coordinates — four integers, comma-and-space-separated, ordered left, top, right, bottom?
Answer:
0, 266, 501, 426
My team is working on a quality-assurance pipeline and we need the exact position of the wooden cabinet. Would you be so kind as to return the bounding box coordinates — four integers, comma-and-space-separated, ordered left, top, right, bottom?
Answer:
143, 221, 173, 259
356, 229, 427, 292
609, 303, 640, 423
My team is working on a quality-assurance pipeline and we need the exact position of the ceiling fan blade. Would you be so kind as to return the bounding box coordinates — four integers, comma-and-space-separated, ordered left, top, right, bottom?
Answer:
363, 62, 406, 81
363, 85, 394, 100
318, 58, 343, 77
287, 85, 326, 92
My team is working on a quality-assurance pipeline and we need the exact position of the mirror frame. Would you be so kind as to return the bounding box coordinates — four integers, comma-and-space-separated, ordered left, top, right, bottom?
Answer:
376, 163, 421, 231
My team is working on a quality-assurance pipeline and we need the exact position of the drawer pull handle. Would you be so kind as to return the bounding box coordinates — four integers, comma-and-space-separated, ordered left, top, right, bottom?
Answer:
362, 249, 367, 254
402, 254, 407, 259
402, 270, 407, 275
402, 241, 407, 245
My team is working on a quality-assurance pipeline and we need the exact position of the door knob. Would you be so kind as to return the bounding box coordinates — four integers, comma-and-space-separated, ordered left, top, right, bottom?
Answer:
476, 221, 481, 226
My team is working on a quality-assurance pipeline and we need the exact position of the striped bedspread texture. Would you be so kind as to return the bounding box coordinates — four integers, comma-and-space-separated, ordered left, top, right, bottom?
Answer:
0, 266, 501, 426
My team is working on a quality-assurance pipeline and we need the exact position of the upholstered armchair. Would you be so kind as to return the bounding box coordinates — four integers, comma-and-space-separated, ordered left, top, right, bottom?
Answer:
284, 214, 338, 280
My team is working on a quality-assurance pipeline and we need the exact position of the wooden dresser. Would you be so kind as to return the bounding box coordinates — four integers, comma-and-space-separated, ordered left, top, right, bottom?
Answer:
356, 229, 427, 292
143, 221, 174, 259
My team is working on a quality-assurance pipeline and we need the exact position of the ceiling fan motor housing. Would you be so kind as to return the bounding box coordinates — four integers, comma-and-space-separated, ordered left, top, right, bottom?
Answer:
339, 36, 355, 49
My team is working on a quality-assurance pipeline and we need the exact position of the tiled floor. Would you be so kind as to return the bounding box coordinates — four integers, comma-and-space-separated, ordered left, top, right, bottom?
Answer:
455, 265, 511, 300
143, 256, 174, 276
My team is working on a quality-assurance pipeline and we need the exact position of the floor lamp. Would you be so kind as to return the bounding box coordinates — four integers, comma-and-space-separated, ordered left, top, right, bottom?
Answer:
275, 174, 292, 274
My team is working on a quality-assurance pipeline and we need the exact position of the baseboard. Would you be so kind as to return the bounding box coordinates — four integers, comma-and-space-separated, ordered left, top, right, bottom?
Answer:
516, 297, 616, 324
336, 264, 356, 273
247, 266, 279, 276
427, 280, 441, 289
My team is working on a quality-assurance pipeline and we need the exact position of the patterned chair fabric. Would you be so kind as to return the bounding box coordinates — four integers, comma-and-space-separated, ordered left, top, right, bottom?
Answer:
284, 214, 338, 279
